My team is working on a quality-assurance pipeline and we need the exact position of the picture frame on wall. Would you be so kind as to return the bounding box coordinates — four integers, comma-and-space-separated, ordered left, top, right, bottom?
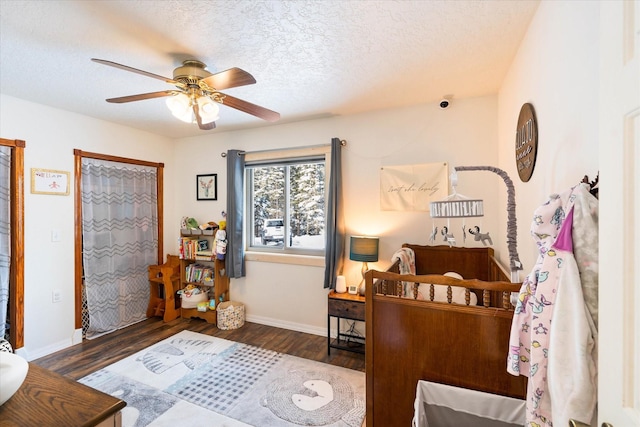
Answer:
31, 168, 70, 195
197, 173, 217, 201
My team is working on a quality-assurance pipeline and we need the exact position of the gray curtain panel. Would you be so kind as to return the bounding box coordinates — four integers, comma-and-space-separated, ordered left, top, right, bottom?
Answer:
323, 138, 345, 289
81, 159, 158, 339
226, 150, 246, 278
0, 146, 10, 338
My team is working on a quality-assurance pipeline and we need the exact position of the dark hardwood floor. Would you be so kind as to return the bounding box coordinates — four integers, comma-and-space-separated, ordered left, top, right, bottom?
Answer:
33, 317, 365, 380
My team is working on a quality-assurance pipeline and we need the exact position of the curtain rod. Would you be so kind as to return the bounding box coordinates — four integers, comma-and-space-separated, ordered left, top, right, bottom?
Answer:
221, 140, 346, 157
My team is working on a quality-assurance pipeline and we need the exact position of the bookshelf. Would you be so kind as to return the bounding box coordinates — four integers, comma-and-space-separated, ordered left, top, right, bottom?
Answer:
178, 230, 230, 324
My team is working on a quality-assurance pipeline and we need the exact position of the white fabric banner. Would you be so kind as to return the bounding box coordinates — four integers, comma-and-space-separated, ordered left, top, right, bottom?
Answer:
380, 163, 448, 211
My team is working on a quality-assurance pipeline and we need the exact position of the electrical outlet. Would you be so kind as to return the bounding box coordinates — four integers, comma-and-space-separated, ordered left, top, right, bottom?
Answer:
52, 289, 62, 303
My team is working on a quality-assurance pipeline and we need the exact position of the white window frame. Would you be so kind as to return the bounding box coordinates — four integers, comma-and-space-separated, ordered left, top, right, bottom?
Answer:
244, 145, 331, 266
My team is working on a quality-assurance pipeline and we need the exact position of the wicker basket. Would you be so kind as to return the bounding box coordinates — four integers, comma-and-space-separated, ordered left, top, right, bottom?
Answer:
217, 301, 245, 330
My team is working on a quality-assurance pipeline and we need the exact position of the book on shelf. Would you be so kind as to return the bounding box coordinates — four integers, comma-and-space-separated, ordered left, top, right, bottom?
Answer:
179, 237, 214, 260
185, 263, 215, 284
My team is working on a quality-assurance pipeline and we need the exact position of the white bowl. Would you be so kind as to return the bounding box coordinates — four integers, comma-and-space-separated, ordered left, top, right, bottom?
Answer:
0, 352, 29, 406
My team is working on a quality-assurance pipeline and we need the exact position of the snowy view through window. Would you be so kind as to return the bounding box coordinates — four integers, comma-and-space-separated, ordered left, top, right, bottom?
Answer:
249, 160, 325, 252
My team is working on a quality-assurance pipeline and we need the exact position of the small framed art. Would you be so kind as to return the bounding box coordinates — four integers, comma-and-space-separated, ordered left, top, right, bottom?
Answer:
197, 173, 217, 201
31, 168, 70, 195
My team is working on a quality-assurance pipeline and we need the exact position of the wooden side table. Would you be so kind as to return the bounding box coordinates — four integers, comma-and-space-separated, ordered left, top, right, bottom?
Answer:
0, 363, 126, 426
327, 290, 365, 355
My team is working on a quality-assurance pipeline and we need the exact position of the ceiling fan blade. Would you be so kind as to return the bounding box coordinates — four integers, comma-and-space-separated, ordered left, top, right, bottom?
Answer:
105, 90, 176, 103
220, 93, 280, 122
92, 58, 177, 84
193, 104, 216, 130
200, 68, 256, 90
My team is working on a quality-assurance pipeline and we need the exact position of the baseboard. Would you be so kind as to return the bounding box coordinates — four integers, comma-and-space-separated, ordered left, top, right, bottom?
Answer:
72, 328, 83, 345
25, 337, 74, 361
245, 314, 326, 337
13, 346, 29, 360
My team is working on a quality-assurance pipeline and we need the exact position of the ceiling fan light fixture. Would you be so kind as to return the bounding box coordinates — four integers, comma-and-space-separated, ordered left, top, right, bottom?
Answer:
197, 96, 220, 124
174, 110, 195, 123
166, 93, 191, 122
94, 58, 279, 129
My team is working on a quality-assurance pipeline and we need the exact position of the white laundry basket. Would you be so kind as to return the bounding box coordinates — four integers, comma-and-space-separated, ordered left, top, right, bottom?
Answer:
412, 381, 526, 427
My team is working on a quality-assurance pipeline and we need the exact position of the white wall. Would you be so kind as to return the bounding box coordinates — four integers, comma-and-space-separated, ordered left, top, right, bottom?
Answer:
3, 0, 603, 356
174, 0, 603, 336
0, 94, 175, 359
173, 95, 501, 335
496, 1, 600, 273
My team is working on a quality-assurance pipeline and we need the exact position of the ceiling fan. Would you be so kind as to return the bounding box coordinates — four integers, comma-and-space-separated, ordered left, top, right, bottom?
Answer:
92, 58, 280, 130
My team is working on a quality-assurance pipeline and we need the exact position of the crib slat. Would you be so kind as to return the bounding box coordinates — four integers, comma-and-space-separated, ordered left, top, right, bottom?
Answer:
447, 286, 452, 304
483, 289, 490, 307
502, 291, 510, 309
465, 288, 471, 305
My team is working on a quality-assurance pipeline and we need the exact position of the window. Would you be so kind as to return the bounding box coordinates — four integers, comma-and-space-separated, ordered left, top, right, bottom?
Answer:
246, 147, 328, 256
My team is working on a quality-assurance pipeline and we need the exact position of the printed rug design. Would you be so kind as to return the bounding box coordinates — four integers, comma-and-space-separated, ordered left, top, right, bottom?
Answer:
79, 330, 365, 427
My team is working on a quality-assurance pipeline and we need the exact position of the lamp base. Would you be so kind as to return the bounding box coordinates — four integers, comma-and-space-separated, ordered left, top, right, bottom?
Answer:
358, 262, 368, 296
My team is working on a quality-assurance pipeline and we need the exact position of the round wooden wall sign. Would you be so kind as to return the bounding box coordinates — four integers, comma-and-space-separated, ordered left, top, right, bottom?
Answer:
515, 103, 538, 182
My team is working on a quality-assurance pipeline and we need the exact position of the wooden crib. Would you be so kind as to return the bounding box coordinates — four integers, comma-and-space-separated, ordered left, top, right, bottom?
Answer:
364, 244, 527, 427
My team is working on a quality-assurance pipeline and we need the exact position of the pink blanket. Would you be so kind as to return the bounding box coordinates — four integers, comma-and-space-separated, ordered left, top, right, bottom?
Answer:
392, 248, 415, 297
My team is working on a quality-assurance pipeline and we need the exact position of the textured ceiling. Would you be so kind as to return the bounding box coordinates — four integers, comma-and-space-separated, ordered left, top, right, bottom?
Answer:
0, 0, 539, 139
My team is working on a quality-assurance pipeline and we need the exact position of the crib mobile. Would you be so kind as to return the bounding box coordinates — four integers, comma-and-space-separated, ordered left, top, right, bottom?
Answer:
429, 167, 598, 283
429, 167, 490, 248
429, 165, 523, 283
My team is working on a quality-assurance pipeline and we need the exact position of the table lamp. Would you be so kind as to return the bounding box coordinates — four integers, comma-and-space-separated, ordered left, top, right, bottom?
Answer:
349, 236, 379, 295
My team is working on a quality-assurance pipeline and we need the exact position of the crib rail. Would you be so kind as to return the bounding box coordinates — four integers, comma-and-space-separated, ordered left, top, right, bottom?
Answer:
370, 269, 521, 310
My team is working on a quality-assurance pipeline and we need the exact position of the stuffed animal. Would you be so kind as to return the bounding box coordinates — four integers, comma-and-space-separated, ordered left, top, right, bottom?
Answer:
185, 217, 199, 229
219, 211, 227, 230
178, 284, 201, 297
214, 229, 227, 260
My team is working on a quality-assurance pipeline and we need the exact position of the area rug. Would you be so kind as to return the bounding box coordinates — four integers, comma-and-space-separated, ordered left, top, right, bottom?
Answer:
79, 330, 365, 427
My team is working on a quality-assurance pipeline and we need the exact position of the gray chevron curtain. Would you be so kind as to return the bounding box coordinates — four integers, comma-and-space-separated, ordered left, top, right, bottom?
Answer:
81, 158, 158, 339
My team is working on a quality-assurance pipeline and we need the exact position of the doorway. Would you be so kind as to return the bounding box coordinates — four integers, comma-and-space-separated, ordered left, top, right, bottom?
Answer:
73, 150, 164, 339
0, 138, 25, 351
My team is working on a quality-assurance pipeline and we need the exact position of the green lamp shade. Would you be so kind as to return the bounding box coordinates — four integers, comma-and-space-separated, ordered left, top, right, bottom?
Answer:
349, 236, 379, 262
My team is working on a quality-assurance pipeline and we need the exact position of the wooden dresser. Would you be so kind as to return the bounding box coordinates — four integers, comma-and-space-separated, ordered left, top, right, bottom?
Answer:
0, 363, 126, 426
